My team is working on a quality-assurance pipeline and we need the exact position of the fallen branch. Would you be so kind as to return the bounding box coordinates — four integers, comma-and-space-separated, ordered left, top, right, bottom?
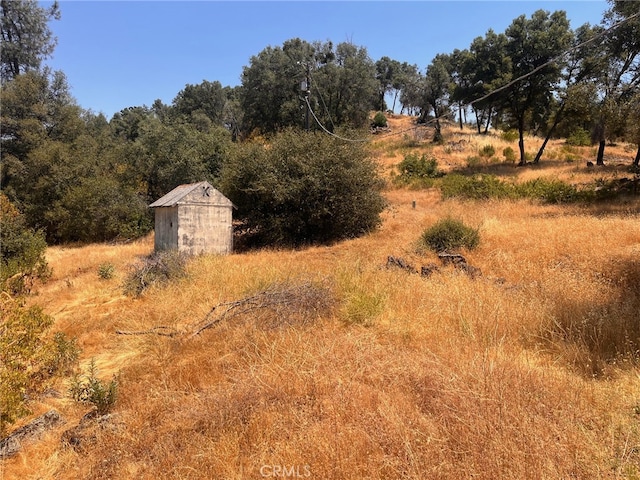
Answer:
115, 281, 333, 338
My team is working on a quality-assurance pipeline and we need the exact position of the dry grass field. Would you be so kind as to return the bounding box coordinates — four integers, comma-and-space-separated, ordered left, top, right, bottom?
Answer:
2, 116, 640, 479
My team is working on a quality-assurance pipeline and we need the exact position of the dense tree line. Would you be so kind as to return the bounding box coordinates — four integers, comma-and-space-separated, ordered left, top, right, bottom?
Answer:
1, 0, 638, 252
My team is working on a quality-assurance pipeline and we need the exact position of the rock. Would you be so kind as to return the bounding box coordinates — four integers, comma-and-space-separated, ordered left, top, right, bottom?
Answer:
386, 256, 415, 273
0, 410, 64, 458
420, 263, 440, 277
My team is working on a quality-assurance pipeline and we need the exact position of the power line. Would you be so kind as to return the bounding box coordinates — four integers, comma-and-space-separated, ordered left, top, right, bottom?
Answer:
304, 9, 639, 142
470, 10, 640, 106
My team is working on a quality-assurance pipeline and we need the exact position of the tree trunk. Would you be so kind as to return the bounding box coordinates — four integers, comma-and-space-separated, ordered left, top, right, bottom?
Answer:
483, 106, 493, 134
596, 140, 606, 165
433, 117, 443, 143
458, 104, 463, 130
517, 116, 526, 166
634, 144, 639, 167
534, 101, 566, 164
473, 106, 482, 134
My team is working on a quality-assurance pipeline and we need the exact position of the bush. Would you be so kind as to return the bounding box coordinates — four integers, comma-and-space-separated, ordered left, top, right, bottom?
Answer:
503, 146, 517, 163
466, 156, 482, 168
123, 251, 189, 296
0, 296, 79, 434
69, 359, 118, 416
479, 144, 496, 158
441, 174, 515, 200
501, 129, 519, 142
54, 177, 153, 243
98, 263, 115, 280
420, 217, 480, 253
567, 128, 591, 146
0, 193, 50, 295
371, 112, 388, 128
221, 129, 386, 248
516, 178, 589, 203
396, 152, 441, 185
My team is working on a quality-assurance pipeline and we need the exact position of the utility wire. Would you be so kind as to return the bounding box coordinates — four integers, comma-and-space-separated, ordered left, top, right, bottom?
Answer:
470, 10, 640, 106
305, 10, 638, 142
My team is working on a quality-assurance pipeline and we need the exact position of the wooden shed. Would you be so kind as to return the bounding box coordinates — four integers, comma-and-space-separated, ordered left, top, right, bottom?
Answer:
149, 181, 234, 255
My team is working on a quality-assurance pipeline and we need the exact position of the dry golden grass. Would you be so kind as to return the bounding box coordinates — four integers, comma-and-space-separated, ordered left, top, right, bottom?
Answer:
2, 118, 640, 479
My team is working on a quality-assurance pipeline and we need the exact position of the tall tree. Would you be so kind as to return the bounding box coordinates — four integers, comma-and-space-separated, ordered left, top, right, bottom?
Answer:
240, 38, 315, 135
375, 56, 402, 112
172, 80, 227, 127
501, 10, 572, 165
0, 0, 60, 83
468, 30, 512, 134
592, 0, 640, 165
533, 23, 606, 163
421, 54, 453, 142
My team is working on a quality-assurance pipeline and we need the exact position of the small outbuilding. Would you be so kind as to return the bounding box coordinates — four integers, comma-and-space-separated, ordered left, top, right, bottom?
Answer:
149, 181, 234, 255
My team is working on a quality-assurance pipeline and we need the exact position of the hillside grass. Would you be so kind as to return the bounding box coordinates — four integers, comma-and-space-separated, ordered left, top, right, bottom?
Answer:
2, 118, 640, 479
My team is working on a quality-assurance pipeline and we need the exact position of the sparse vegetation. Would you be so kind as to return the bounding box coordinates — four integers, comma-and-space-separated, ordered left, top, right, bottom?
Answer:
97, 263, 115, 280
123, 250, 189, 296
0, 295, 79, 435
69, 358, 118, 416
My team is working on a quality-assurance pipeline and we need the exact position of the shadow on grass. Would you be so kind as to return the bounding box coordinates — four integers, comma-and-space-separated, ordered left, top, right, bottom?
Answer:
546, 255, 640, 378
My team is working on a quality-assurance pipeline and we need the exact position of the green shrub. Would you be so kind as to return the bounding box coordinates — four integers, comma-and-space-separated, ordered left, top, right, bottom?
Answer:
98, 263, 115, 280
1, 193, 51, 295
0, 296, 79, 434
501, 129, 519, 142
567, 128, 591, 146
466, 155, 482, 167
420, 217, 480, 253
396, 152, 441, 184
479, 144, 496, 158
220, 129, 385, 248
503, 146, 517, 163
123, 250, 189, 297
441, 174, 515, 200
372, 111, 388, 128
516, 178, 589, 203
69, 359, 118, 416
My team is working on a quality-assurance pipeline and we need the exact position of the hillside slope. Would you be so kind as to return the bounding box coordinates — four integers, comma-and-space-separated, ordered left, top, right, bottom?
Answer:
2, 117, 640, 479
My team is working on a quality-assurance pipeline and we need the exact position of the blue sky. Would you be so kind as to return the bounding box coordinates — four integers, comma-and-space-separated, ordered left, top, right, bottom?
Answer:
43, 1, 610, 119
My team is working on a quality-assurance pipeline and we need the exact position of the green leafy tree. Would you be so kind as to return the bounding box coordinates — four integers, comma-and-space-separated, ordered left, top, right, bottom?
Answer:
0, 0, 60, 83
623, 91, 640, 166
501, 10, 572, 165
240, 38, 315, 135
375, 56, 403, 112
135, 118, 232, 200
420, 54, 453, 142
462, 30, 512, 134
221, 129, 385, 247
172, 80, 227, 127
592, 0, 640, 165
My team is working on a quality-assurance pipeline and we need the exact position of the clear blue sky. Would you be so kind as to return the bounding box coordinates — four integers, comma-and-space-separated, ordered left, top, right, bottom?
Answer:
43, 1, 610, 119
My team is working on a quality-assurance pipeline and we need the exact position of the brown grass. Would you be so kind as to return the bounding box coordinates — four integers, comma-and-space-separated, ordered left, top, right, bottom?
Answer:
2, 118, 639, 480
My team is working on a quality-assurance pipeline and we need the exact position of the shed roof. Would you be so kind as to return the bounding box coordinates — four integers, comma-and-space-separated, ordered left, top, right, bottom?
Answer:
149, 181, 234, 208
